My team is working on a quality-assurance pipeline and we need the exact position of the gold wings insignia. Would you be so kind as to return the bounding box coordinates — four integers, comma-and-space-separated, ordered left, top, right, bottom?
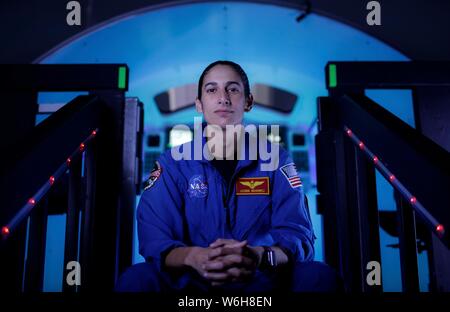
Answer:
240, 180, 264, 189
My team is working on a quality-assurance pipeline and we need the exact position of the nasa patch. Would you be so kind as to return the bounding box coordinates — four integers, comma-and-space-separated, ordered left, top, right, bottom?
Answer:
188, 174, 208, 198
279, 163, 302, 188
144, 161, 162, 191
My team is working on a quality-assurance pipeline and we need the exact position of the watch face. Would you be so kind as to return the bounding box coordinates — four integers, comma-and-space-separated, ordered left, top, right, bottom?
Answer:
267, 249, 276, 267
261, 247, 276, 270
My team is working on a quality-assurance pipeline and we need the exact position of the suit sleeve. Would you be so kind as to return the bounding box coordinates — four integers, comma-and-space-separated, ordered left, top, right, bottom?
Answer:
137, 153, 187, 270
270, 152, 315, 262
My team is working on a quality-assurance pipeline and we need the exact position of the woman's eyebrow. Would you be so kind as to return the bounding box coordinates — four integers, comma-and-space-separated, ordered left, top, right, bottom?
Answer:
204, 82, 217, 88
225, 81, 242, 86
204, 81, 241, 88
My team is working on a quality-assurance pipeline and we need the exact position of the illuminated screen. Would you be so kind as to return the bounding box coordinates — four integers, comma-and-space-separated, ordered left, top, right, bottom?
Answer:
168, 128, 193, 147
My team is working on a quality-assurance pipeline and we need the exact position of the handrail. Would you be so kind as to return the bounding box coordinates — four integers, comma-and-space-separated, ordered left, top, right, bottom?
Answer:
0, 95, 103, 225
334, 93, 450, 247
343, 125, 445, 238
1, 128, 98, 239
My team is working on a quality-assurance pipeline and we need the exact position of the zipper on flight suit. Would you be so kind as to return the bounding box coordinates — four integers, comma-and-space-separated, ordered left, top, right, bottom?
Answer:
211, 162, 242, 210
208, 161, 245, 236
223, 164, 245, 231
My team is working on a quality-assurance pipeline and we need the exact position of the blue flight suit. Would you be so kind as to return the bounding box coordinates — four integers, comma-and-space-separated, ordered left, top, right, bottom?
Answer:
116, 130, 341, 292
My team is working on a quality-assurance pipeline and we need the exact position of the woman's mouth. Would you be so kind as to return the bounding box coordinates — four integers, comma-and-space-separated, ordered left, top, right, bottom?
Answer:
214, 110, 233, 117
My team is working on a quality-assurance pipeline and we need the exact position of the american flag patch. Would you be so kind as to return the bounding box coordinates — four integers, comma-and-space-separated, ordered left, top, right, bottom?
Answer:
279, 163, 302, 188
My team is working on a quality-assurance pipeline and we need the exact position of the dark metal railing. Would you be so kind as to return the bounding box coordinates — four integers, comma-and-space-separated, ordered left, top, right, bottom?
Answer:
0, 65, 143, 292
343, 125, 444, 238
1, 127, 99, 238
316, 61, 450, 292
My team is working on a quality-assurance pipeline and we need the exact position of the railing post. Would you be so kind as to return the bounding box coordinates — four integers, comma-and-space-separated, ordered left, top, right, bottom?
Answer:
317, 95, 382, 292
79, 142, 97, 291
316, 96, 353, 290
63, 157, 82, 292
344, 139, 382, 293
86, 90, 126, 290
116, 98, 143, 280
413, 86, 450, 292
396, 194, 420, 292
23, 198, 49, 292
0, 90, 37, 292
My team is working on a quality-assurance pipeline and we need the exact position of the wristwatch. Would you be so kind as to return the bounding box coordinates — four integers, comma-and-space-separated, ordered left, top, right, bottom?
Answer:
259, 246, 277, 271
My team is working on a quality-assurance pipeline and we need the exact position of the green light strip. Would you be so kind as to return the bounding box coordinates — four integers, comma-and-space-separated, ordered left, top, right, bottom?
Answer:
118, 66, 127, 89
328, 64, 337, 88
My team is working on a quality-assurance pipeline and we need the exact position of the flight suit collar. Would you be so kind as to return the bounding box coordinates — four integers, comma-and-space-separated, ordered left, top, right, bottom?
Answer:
193, 122, 257, 170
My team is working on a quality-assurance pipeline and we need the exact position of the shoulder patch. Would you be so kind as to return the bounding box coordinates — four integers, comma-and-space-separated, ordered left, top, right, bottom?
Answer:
279, 162, 302, 188
144, 161, 162, 191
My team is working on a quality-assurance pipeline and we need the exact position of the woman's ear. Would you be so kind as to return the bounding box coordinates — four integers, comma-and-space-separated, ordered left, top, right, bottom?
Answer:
244, 93, 254, 112
195, 98, 203, 113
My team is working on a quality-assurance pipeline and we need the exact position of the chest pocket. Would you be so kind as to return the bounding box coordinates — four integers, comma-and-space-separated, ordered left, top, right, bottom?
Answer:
235, 194, 271, 214
234, 183, 272, 224
234, 194, 272, 239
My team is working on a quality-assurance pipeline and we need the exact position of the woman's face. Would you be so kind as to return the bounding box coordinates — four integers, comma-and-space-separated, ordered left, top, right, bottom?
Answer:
195, 64, 253, 128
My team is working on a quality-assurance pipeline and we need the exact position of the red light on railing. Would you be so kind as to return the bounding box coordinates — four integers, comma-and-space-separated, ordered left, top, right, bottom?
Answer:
67, 158, 71, 166
79, 143, 85, 151
49, 176, 55, 185
1, 226, 10, 236
358, 142, 364, 150
410, 197, 417, 204
373, 156, 378, 164
91, 130, 97, 137
28, 198, 36, 205
346, 129, 352, 136
436, 224, 445, 235
389, 175, 395, 182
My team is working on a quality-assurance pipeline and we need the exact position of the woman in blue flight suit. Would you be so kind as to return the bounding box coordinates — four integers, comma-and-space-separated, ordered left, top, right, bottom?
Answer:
116, 60, 342, 292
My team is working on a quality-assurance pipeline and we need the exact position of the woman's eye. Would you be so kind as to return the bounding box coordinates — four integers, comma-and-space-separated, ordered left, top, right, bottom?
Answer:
206, 88, 216, 93
228, 88, 239, 93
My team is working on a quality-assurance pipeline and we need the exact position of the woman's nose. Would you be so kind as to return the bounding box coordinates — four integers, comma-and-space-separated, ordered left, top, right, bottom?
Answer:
218, 90, 231, 105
